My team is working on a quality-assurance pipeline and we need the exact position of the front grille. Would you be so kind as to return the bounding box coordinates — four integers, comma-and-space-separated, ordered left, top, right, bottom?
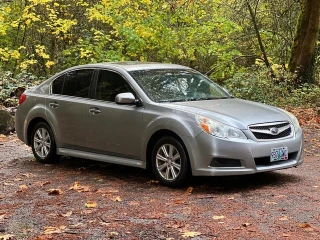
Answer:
254, 152, 298, 167
249, 122, 293, 141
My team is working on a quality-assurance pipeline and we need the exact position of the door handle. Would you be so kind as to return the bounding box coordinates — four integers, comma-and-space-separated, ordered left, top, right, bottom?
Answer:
49, 101, 59, 108
89, 107, 101, 114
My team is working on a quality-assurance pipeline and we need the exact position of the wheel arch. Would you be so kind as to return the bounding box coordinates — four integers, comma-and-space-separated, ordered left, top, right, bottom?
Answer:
146, 129, 190, 170
26, 117, 52, 145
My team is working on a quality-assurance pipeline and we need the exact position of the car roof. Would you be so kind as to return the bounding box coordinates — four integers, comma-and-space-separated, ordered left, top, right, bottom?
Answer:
74, 61, 191, 72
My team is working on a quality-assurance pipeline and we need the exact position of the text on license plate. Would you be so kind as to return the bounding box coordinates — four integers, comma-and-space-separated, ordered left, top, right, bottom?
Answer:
270, 147, 288, 162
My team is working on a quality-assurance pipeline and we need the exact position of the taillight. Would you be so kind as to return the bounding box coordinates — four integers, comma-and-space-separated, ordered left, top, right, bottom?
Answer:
19, 93, 26, 105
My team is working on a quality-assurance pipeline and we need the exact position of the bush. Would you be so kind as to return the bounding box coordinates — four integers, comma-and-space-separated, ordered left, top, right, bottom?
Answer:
0, 71, 42, 106
223, 66, 320, 108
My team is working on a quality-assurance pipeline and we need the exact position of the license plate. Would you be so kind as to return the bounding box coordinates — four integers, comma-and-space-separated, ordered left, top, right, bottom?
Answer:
270, 147, 288, 162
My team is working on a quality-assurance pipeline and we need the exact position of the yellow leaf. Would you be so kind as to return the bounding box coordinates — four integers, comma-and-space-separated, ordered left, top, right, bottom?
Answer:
182, 231, 201, 238
69, 182, 90, 192
85, 201, 97, 208
212, 215, 225, 220
45, 61, 54, 68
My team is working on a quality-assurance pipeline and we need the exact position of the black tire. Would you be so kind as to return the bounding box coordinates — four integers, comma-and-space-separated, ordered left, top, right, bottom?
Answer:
151, 136, 190, 187
31, 122, 58, 163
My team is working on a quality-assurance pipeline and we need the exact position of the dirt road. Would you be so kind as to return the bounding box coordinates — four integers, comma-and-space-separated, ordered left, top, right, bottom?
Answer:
0, 126, 319, 240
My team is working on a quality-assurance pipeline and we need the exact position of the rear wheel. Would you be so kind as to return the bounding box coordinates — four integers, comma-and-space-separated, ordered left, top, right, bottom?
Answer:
31, 122, 58, 163
152, 136, 190, 187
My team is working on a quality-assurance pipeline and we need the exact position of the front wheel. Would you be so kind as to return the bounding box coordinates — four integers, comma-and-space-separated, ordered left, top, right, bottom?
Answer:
31, 122, 58, 163
151, 136, 190, 187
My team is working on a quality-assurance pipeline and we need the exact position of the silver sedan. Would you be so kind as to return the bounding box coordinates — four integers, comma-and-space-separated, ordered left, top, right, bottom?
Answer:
15, 62, 304, 186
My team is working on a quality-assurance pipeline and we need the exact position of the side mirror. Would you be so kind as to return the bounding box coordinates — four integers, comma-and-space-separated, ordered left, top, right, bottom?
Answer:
115, 92, 143, 106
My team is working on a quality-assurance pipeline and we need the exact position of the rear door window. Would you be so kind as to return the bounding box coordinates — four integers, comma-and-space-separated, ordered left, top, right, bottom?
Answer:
95, 70, 134, 102
62, 69, 94, 98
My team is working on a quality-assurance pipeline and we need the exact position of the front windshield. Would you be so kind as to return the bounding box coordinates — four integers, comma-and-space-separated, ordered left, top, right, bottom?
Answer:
129, 69, 230, 103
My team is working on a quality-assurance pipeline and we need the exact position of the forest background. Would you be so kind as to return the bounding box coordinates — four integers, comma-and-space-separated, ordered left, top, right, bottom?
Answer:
0, 0, 319, 109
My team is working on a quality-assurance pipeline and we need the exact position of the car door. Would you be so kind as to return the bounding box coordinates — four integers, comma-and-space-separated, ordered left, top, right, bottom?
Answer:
46, 69, 95, 150
86, 69, 144, 160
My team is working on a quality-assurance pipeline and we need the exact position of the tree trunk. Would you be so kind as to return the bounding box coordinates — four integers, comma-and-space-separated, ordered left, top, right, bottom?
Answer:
246, 0, 275, 79
289, 0, 320, 83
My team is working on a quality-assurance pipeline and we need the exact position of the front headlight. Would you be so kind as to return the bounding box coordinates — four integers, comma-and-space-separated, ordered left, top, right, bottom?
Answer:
196, 115, 247, 139
280, 109, 300, 133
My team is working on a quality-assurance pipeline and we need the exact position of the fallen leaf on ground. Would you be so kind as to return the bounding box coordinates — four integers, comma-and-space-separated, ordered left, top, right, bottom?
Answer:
184, 187, 193, 195
22, 173, 35, 178
43, 226, 66, 235
62, 211, 72, 217
282, 233, 290, 237
4, 182, 14, 186
47, 189, 63, 195
85, 201, 97, 208
17, 184, 28, 192
300, 223, 311, 228
182, 231, 201, 238
148, 180, 159, 184
113, 196, 122, 202
99, 221, 110, 226
266, 202, 278, 205
212, 215, 225, 220
128, 201, 140, 206
0, 234, 15, 240
96, 188, 118, 194
173, 199, 185, 205
0, 134, 6, 142
173, 187, 193, 205
299, 223, 314, 231
69, 182, 90, 192
274, 195, 286, 198
279, 216, 288, 221
41, 181, 51, 186
108, 232, 118, 237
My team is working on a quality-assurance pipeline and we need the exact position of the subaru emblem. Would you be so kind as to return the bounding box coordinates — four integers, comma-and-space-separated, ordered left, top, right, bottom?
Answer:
270, 127, 279, 135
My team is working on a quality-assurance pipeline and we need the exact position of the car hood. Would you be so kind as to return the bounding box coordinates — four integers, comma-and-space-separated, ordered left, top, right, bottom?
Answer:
164, 98, 290, 129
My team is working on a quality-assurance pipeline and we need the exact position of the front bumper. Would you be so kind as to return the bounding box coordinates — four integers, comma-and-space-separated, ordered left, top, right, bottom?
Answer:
184, 128, 304, 176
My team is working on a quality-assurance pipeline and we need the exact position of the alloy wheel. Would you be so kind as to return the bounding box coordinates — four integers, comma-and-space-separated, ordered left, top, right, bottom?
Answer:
33, 128, 51, 158
156, 144, 181, 181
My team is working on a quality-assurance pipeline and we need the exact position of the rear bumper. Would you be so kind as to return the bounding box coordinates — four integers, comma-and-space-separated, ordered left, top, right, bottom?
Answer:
183, 128, 304, 176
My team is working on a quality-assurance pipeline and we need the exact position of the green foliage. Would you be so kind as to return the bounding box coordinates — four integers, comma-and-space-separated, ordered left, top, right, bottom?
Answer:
0, 0, 241, 77
224, 66, 320, 108
0, 71, 41, 106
